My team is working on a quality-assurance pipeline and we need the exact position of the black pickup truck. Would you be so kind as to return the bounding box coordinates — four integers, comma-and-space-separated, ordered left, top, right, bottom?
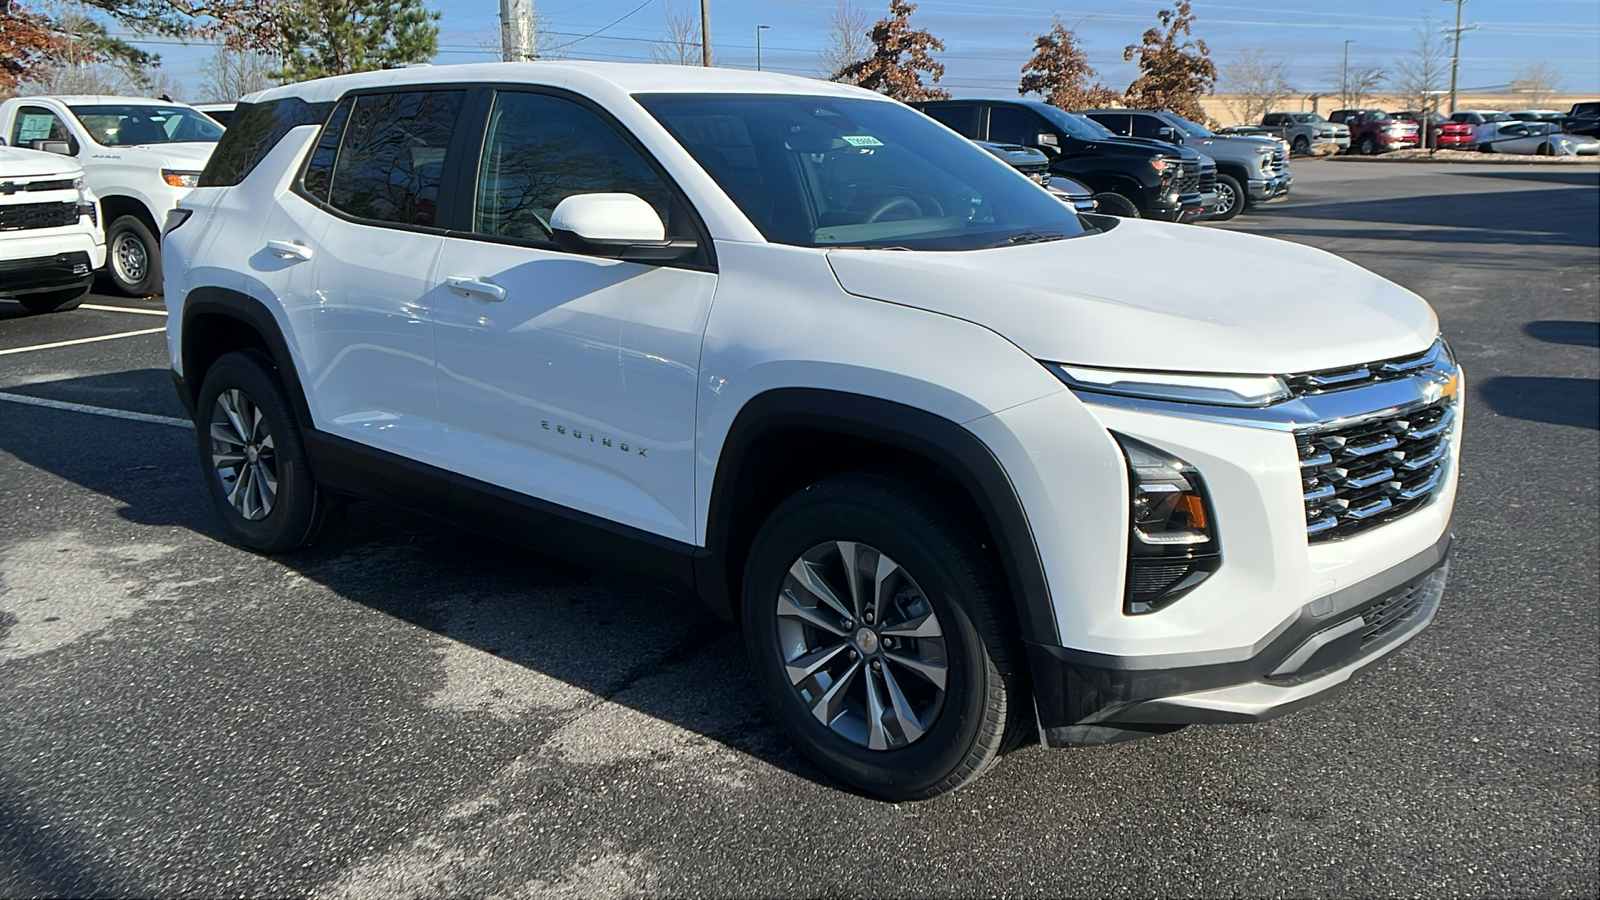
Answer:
913, 98, 1205, 222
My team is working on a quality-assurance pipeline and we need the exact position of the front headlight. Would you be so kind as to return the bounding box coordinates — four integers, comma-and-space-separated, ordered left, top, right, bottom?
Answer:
1046, 363, 1291, 407
161, 169, 201, 188
1252, 145, 1273, 155
1114, 434, 1221, 615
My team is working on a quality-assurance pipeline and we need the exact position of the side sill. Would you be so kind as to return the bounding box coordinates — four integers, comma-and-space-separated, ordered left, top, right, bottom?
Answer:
302, 430, 702, 602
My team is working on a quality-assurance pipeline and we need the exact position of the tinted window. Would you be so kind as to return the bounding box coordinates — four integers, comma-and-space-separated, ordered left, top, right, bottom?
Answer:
8, 106, 77, 154
69, 104, 222, 146
1129, 114, 1167, 139
640, 93, 1088, 250
1262, 113, 1285, 126
988, 106, 1043, 145
300, 98, 353, 202
327, 90, 463, 228
1085, 113, 1131, 136
922, 105, 977, 137
200, 98, 332, 188
472, 91, 688, 243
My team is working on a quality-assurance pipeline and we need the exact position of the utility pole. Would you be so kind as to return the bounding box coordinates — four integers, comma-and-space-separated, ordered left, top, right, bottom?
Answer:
1342, 40, 1355, 109
500, 0, 536, 62
756, 24, 769, 71
1442, 0, 1473, 116
700, 0, 713, 67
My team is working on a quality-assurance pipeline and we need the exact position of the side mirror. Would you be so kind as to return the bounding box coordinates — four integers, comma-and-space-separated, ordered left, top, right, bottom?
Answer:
33, 140, 73, 155
1035, 132, 1060, 153
550, 193, 697, 262
1156, 126, 1179, 143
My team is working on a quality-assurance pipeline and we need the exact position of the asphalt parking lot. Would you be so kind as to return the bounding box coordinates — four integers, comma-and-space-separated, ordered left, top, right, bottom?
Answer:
2, 160, 1596, 897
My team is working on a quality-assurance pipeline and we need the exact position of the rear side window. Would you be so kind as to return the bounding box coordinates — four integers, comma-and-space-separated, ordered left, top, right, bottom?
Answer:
922, 105, 977, 137
325, 90, 464, 228
199, 99, 331, 188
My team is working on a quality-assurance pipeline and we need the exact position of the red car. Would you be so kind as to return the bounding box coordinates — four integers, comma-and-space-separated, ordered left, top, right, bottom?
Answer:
1328, 109, 1422, 154
1396, 111, 1475, 150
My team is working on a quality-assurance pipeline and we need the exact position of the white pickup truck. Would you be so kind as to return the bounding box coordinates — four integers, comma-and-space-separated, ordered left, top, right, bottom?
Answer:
0, 95, 223, 296
0, 144, 104, 313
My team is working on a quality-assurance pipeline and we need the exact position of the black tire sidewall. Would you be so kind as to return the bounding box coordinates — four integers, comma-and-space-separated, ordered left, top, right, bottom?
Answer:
1292, 136, 1310, 155
105, 215, 162, 297
742, 478, 1010, 799
1211, 174, 1244, 221
195, 350, 324, 553
1091, 191, 1140, 218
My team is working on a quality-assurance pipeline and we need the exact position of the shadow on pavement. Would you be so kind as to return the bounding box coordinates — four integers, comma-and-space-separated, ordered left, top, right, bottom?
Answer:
1257, 186, 1599, 248
1476, 376, 1599, 430
1526, 320, 1600, 348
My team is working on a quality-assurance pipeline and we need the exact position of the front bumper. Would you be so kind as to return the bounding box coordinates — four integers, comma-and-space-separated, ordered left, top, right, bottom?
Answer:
1247, 173, 1291, 201
1030, 529, 1451, 747
0, 251, 95, 298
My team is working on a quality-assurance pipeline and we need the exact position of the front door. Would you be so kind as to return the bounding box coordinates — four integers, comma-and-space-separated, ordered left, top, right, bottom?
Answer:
431, 89, 717, 544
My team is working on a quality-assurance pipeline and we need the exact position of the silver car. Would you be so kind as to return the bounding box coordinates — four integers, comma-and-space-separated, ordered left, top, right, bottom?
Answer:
1479, 121, 1600, 156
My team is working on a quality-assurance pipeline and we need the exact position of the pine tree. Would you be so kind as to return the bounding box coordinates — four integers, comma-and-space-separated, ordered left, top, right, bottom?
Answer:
275, 0, 439, 81
1018, 19, 1121, 110
836, 0, 948, 102
1122, 0, 1217, 123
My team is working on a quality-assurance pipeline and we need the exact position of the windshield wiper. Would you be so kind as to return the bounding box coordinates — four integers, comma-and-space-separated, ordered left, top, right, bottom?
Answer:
985, 231, 1066, 248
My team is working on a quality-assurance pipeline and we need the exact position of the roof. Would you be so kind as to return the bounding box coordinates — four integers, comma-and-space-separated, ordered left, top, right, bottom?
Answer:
13, 95, 192, 106
246, 61, 883, 106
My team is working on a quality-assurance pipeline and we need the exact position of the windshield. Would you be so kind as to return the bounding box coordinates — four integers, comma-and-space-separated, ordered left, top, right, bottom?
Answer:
1069, 112, 1119, 140
638, 94, 1089, 250
1028, 103, 1110, 142
1169, 116, 1215, 138
68, 104, 223, 146
1292, 113, 1325, 124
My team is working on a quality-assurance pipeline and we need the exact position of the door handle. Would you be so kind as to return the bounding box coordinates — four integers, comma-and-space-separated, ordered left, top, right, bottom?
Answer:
266, 239, 314, 262
444, 276, 507, 302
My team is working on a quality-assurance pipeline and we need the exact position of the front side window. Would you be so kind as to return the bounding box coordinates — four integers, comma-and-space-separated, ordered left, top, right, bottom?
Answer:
9, 107, 76, 153
921, 105, 977, 137
638, 93, 1088, 251
68, 105, 222, 146
987, 106, 1043, 145
325, 90, 463, 228
1129, 114, 1168, 139
471, 91, 688, 243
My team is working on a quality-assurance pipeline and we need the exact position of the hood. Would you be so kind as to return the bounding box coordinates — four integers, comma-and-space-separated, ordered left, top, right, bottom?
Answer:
1097, 135, 1200, 160
100, 141, 216, 169
0, 146, 83, 180
825, 219, 1438, 375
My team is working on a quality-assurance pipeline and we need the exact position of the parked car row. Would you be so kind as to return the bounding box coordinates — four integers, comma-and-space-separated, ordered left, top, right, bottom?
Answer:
1221, 101, 1600, 156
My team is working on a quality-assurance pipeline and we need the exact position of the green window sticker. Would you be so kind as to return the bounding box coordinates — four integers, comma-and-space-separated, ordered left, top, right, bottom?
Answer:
842, 135, 884, 147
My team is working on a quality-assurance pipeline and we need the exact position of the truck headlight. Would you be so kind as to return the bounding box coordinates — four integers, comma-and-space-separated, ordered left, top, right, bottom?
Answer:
1115, 434, 1221, 615
1046, 363, 1290, 407
161, 169, 201, 188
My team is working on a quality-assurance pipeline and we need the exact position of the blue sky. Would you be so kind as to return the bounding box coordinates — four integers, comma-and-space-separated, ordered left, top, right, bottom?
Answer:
121, 0, 1600, 99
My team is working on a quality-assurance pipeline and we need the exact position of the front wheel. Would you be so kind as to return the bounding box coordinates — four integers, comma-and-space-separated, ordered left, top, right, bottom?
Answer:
105, 215, 162, 297
1209, 173, 1244, 221
1090, 191, 1140, 218
741, 474, 1024, 801
1357, 135, 1378, 156
1291, 135, 1310, 156
195, 350, 333, 552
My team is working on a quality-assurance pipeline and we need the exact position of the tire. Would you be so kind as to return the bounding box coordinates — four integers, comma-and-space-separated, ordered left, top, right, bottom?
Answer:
1090, 191, 1140, 218
1209, 173, 1244, 222
1536, 142, 1552, 156
195, 350, 332, 553
105, 214, 161, 297
741, 474, 1024, 801
1291, 135, 1310, 156
16, 280, 90, 314
1357, 135, 1377, 156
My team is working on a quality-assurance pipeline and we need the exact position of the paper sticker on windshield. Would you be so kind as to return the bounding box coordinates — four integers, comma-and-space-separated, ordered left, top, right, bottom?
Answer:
842, 135, 884, 147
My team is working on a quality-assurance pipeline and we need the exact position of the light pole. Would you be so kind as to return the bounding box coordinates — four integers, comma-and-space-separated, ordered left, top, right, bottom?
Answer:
1342, 40, 1355, 109
756, 24, 770, 71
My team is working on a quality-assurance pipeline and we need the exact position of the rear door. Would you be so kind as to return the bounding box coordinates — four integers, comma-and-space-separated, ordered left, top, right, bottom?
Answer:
429, 88, 717, 543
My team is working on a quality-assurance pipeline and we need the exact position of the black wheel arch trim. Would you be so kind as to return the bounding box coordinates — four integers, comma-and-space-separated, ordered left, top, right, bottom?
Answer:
698, 388, 1059, 647
178, 286, 315, 431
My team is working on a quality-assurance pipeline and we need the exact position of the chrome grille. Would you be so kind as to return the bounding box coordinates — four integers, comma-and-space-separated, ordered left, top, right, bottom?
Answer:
1174, 158, 1200, 197
1285, 343, 1444, 397
1299, 400, 1455, 541
0, 201, 79, 232
1268, 148, 1288, 175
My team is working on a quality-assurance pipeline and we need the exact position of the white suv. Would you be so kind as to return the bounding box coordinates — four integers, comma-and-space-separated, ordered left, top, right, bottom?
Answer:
0, 95, 224, 295
164, 63, 1462, 800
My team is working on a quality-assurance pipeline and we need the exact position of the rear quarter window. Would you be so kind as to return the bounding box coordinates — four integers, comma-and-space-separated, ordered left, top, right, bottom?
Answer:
199, 99, 333, 188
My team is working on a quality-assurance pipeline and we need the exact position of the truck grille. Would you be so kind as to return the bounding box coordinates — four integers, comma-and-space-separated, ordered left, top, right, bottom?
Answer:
1298, 399, 1455, 542
0, 201, 79, 232
1359, 580, 1428, 649
1285, 344, 1444, 396
1268, 147, 1288, 175
1174, 158, 1200, 197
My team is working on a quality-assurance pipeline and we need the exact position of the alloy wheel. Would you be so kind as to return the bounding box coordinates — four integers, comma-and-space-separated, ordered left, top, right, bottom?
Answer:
1215, 183, 1237, 216
111, 231, 148, 285
209, 388, 278, 521
776, 540, 948, 751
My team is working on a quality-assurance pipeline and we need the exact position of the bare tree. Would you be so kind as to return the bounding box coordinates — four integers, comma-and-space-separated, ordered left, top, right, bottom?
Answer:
1340, 64, 1385, 110
1391, 13, 1449, 116
20, 4, 165, 96
1509, 61, 1562, 108
819, 0, 871, 81
198, 44, 274, 101
1220, 50, 1293, 124
649, 2, 705, 66
1018, 18, 1121, 110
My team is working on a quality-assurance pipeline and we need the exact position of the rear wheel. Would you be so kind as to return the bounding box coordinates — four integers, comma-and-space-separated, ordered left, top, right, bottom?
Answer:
105, 215, 161, 297
1536, 142, 1553, 156
16, 281, 90, 314
195, 350, 333, 552
741, 474, 1024, 800
1357, 135, 1378, 156
1090, 191, 1140, 218
1209, 174, 1244, 222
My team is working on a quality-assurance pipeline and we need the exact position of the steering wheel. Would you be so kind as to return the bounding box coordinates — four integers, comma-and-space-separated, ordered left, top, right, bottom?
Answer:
866, 195, 922, 223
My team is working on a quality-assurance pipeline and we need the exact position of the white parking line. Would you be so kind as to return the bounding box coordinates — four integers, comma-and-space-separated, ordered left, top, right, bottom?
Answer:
0, 391, 192, 428
0, 327, 165, 357
81, 303, 168, 316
